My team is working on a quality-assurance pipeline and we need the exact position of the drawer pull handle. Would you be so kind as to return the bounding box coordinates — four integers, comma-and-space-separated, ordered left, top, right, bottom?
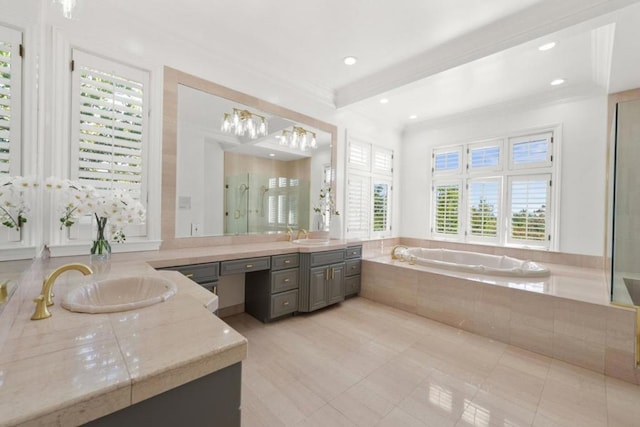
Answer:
352, 266, 357, 270
284, 278, 290, 283
246, 264, 253, 268
283, 301, 290, 306
185, 273, 194, 278
352, 251, 357, 255
284, 260, 291, 264
213, 286, 218, 295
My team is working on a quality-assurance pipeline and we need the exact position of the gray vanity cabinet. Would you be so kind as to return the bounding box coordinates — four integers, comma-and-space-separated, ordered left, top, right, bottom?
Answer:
300, 249, 346, 312
245, 253, 299, 323
345, 244, 362, 296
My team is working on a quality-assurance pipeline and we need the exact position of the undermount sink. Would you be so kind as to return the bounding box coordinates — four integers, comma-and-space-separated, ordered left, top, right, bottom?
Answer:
291, 238, 330, 245
61, 276, 178, 314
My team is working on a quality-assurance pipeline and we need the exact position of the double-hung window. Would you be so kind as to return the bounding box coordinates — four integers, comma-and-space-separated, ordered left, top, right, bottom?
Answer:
68, 49, 149, 240
346, 138, 393, 239
430, 131, 555, 249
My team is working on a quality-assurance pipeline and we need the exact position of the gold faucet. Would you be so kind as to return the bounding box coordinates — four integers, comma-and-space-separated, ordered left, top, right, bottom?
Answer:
286, 227, 294, 242
31, 263, 93, 320
0, 281, 8, 304
390, 245, 409, 260
296, 229, 309, 240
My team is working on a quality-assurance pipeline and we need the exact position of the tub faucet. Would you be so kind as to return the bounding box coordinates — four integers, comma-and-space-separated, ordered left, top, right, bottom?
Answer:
391, 245, 409, 260
31, 263, 93, 320
296, 229, 309, 240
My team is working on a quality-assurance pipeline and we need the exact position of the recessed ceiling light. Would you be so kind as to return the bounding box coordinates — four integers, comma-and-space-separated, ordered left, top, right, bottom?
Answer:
550, 78, 565, 86
343, 56, 357, 65
538, 42, 556, 51
380, 98, 389, 104
409, 114, 417, 119
269, 153, 275, 157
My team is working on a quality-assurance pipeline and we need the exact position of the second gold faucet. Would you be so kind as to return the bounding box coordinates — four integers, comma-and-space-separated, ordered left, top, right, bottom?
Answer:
31, 263, 93, 320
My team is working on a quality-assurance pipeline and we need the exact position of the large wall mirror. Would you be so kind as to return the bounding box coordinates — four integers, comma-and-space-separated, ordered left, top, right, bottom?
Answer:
162, 67, 337, 248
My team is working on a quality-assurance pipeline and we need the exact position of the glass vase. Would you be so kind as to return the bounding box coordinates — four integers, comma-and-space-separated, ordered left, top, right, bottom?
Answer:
90, 216, 111, 279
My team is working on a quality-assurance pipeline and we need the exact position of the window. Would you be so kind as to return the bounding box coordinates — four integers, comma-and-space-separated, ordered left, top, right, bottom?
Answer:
0, 25, 22, 176
346, 138, 393, 239
430, 130, 556, 249
69, 50, 149, 239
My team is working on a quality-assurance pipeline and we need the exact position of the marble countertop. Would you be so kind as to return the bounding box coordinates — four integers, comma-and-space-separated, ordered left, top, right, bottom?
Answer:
0, 239, 361, 426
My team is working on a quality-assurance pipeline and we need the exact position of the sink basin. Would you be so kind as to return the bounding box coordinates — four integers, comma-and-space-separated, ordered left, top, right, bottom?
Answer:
291, 238, 330, 245
61, 276, 178, 314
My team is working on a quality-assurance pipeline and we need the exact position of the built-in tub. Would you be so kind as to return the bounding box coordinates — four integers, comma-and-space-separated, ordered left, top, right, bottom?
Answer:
393, 247, 550, 277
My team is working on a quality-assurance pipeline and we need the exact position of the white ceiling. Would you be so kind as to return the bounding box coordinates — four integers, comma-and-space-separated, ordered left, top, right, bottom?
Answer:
124, 0, 640, 131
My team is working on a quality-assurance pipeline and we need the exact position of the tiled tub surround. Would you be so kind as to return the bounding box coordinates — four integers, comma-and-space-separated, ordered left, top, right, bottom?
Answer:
361, 256, 640, 385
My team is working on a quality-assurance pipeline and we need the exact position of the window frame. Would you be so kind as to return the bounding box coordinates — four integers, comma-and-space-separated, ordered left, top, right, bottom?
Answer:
430, 128, 557, 250
432, 146, 463, 176
431, 179, 463, 240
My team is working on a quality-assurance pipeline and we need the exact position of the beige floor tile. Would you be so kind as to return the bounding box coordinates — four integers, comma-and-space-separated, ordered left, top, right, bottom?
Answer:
296, 404, 357, 427
479, 364, 545, 412
375, 407, 428, 427
456, 389, 535, 427
606, 377, 640, 427
497, 347, 552, 381
328, 381, 395, 427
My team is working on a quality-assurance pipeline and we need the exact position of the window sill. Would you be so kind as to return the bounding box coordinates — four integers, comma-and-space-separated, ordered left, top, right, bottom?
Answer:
0, 245, 38, 261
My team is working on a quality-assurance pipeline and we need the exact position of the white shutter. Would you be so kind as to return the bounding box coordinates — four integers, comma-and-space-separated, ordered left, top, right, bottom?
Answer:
507, 175, 550, 247
372, 147, 393, 176
433, 147, 462, 175
346, 174, 371, 238
432, 180, 461, 237
0, 25, 22, 176
348, 139, 371, 172
468, 140, 502, 173
467, 178, 501, 242
70, 50, 149, 200
372, 179, 392, 236
509, 132, 552, 170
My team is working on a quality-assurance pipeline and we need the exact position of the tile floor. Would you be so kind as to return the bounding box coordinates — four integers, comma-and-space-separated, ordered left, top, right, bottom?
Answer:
225, 297, 640, 427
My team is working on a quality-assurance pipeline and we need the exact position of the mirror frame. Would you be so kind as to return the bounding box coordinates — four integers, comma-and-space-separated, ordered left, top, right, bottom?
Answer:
161, 66, 338, 249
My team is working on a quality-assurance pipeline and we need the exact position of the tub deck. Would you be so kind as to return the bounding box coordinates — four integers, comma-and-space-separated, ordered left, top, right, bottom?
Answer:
361, 255, 639, 385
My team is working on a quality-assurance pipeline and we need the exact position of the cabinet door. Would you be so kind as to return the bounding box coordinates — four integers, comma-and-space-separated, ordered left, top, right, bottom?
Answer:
309, 266, 329, 311
327, 262, 345, 305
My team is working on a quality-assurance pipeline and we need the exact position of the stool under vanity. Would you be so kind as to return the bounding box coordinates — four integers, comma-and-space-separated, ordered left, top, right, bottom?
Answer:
159, 244, 362, 323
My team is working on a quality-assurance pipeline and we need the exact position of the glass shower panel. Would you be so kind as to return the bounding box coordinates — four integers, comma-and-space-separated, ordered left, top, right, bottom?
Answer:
612, 98, 640, 305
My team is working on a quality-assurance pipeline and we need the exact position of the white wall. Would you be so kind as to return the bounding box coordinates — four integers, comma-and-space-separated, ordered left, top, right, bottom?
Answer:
401, 96, 608, 256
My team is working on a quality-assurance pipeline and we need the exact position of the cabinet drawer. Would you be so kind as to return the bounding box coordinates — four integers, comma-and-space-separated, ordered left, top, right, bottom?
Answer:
345, 259, 361, 277
346, 246, 362, 259
271, 268, 299, 293
309, 249, 345, 267
272, 253, 299, 270
160, 262, 219, 284
220, 257, 270, 275
345, 275, 361, 296
270, 290, 298, 318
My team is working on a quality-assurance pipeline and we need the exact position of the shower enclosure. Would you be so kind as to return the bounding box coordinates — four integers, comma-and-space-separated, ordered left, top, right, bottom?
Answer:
224, 173, 309, 235
610, 95, 640, 306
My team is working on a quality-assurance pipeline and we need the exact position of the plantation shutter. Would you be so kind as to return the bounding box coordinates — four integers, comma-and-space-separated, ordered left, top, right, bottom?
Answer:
467, 178, 500, 241
372, 147, 393, 176
468, 141, 501, 172
509, 132, 552, 169
346, 174, 370, 238
433, 147, 462, 174
372, 179, 392, 235
0, 25, 22, 175
432, 181, 461, 236
70, 50, 149, 201
507, 175, 550, 247
348, 139, 371, 172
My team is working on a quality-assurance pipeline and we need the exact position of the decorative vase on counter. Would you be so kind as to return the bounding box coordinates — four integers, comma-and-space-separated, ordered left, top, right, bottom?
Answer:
90, 215, 111, 278
329, 214, 342, 240
312, 213, 325, 231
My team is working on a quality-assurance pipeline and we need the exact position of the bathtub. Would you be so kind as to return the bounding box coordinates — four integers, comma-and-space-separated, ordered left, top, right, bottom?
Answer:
394, 247, 551, 277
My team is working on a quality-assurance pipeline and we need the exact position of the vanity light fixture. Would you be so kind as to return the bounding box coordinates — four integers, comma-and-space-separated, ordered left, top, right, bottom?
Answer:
343, 56, 358, 65
538, 42, 556, 51
221, 108, 268, 139
277, 126, 317, 152
550, 78, 565, 86
54, 0, 78, 19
